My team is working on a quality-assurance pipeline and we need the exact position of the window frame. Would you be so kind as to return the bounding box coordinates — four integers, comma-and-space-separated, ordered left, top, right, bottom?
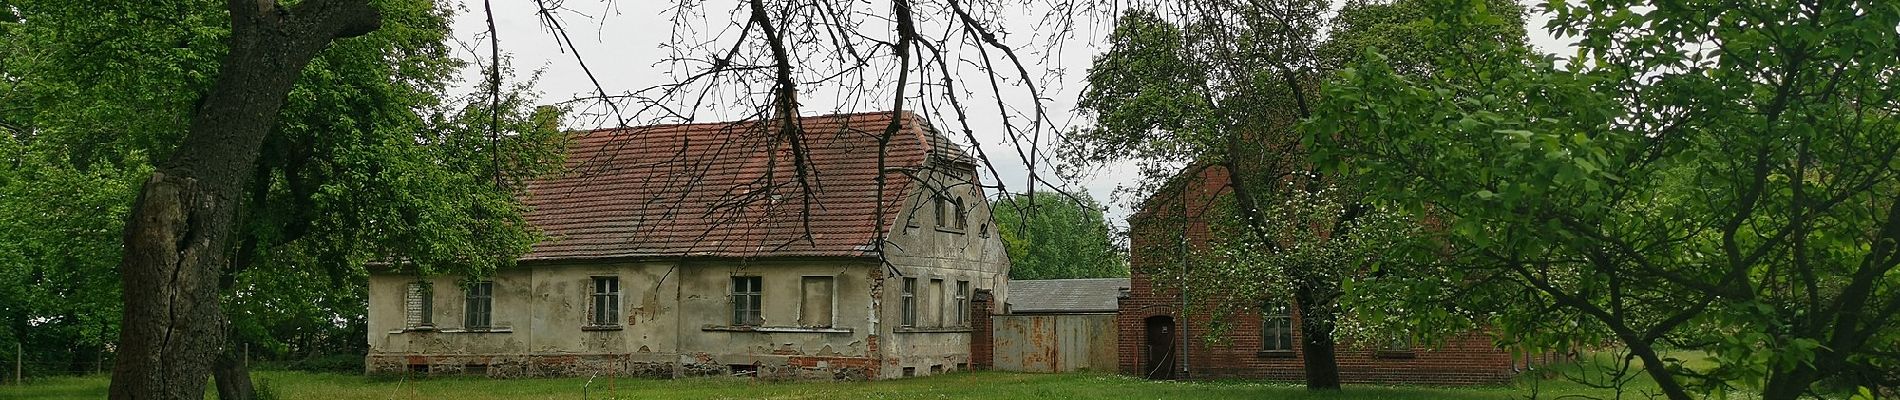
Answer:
589, 276, 620, 328
953, 280, 970, 326
464, 281, 494, 330
1260, 301, 1294, 352
732, 276, 764, 326
901, 277, 918, 327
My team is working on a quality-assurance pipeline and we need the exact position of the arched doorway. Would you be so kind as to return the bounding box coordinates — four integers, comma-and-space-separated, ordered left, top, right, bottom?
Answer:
1143, 315, 1176, 379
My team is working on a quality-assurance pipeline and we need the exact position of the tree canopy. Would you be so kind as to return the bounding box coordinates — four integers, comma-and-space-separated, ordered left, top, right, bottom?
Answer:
1307, 0, 1900, 397
0, 0, 563, 385
991, 193, 1126, 280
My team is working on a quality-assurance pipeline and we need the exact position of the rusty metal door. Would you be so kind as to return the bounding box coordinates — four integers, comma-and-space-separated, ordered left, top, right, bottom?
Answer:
1144, 316, 1175, 379
991, 314, 1118, 373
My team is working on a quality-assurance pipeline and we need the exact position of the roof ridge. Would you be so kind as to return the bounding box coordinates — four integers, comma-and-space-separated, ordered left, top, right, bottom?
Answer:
571, 110, 919, 135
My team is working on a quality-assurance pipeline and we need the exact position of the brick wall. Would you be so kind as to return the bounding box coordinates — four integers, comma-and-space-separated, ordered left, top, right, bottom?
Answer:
1116, 165, 1522, 385
969, 289, 995, 370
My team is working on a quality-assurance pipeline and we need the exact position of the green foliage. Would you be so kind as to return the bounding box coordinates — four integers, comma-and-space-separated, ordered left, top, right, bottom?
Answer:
0, 0, 565, 371
990, 192, 1126, 280
1307, 0, 1900, 396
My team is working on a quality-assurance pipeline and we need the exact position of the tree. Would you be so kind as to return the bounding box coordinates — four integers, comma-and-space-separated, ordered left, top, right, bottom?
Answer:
991, 192, 1126, 280
1307, 0, 1900, 397
1065, 1, 1525, 389
3, 0, 562, 397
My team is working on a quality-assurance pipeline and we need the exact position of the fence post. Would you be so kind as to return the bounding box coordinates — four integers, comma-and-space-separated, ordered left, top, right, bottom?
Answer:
14, 341, 21, 385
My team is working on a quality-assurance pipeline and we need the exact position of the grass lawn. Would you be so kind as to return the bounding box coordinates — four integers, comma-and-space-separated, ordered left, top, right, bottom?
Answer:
5, 352, 1759, 399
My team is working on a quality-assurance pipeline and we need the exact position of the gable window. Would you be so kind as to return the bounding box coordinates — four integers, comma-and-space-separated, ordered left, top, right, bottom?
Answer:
928, 279, 945, 327
404, 281, 434, 329
952, 198, 967, 229
732, 276, 764, 326
798, 276, 834, 327
901, 278, 918, 327
934, 194, 967, 231
1261, 301, 1293, 352
464, 281, 494, 329
953, 280, 970, 326
590, 276, 620, 327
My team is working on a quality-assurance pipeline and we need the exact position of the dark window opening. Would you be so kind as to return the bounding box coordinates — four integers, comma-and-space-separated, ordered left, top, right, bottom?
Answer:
729, 364, 759, 377
733, 276, 764, 326
1261, 301, 1294, 352
464, 281, 493, 329
590, 276, 620, 327
902, 367, 916, 377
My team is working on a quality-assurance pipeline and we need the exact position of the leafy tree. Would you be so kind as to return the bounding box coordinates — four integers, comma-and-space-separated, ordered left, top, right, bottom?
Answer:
991, 192, 1126, 280
1, 0, 562, 397
1307, 0, 1900, 398
1068, 1, 1524, 389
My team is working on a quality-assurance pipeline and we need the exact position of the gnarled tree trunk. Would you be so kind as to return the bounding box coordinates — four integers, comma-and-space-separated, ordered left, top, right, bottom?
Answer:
1294, 281, 1342, 390
106, 1, 379, 399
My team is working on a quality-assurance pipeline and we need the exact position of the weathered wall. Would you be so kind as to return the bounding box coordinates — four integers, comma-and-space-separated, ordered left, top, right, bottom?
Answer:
367, 259, 886, 379
876, 158, 1013, 378
990, 314, 1118, 373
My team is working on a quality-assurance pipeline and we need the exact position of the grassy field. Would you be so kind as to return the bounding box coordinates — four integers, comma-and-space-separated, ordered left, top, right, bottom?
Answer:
2, 353, 1724, 399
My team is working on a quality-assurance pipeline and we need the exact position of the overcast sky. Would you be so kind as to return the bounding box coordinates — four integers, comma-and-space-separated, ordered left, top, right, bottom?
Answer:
447, 1, 1578, 225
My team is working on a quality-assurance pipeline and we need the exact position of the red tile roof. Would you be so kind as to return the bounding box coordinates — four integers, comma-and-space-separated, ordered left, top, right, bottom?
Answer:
520, 111, 957, 261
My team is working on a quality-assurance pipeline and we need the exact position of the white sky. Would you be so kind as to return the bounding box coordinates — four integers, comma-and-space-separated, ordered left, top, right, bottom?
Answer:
447, 1, 1578, 225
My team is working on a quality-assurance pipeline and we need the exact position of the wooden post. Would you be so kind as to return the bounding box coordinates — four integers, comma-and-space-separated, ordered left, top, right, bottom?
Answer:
14, 341, 21, 385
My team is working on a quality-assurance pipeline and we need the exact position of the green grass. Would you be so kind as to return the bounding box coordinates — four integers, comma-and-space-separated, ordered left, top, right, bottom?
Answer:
0, 366, 1681, 400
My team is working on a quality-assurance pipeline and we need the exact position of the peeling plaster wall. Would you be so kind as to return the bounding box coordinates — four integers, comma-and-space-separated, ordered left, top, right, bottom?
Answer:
368, 260, 885, 379
365, 163, 1012, 381
876, 162, 1013, 379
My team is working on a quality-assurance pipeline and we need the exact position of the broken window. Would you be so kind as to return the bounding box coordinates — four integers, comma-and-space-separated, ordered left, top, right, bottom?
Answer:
953, 280, 970, 326
929, 279, 944, 327
901, 278, 917, 327
799, 276, 834, 327
933, 194, 948, 229
732, 276, 763, 326
464, 281, 493, 329
590, 276, 619, 327
405, 281, 433, 329
952, 198, 967, 230
1261, 301, 1293, 351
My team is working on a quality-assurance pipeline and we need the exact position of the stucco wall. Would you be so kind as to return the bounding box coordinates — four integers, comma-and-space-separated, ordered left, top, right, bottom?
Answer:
365, 159, 1012, 380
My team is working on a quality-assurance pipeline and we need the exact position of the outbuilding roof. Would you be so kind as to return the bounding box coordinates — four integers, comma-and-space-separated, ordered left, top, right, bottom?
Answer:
520, 111, 959, 261
1006, 278, 1131, 313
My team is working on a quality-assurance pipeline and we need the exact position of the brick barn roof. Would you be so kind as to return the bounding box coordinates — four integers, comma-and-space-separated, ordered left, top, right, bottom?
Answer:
520, 111, 958, 261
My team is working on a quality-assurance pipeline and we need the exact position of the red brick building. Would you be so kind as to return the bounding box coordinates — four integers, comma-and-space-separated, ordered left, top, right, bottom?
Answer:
1115, 165, 1534, 385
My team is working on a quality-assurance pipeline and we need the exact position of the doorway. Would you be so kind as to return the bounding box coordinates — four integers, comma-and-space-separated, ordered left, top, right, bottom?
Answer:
1143, 315, 1176, 379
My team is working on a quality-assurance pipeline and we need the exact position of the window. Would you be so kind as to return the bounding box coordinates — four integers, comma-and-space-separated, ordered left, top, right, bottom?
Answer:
405, 281, 433, 329
953, 281, 970, 326
933, 195, 948, 228
952, 198, 967, 229
1383, 334, 1415, 352
464, 281, 494, 329
1261, 301, 1293, 351
590, 277, 620, 327
928, 279, 945, 327
799, 276, 834, 327
901, 278, 918, 327
934, 194, 967, 231
732, 276, 763, 326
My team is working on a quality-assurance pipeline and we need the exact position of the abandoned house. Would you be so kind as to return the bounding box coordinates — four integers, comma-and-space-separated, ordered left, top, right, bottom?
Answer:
365, 111, 1012, 380
1116, 165, 1554, 385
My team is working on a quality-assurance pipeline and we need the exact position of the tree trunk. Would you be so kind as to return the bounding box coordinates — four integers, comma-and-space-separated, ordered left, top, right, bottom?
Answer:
212, 344, 256, 400
106, 1, 379, 399
1294, 283, 1342, 390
